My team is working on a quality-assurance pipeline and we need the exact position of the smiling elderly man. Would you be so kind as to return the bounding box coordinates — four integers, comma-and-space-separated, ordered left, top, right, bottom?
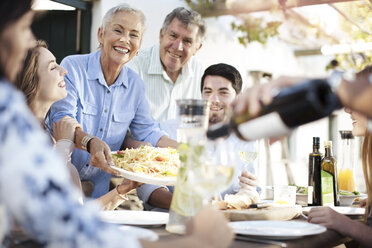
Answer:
127, 7, 206, 210
127, 7, 205, 123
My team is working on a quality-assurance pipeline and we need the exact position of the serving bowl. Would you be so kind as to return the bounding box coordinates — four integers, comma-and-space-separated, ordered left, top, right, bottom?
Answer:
338, 194, 360, 206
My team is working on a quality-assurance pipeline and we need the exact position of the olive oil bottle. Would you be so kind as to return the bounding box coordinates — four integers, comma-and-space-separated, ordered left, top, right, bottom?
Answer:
321, 141, 339, 206
308, 137, 322, 206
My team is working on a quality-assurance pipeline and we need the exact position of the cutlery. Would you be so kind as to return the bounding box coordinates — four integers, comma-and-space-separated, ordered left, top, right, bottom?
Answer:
235, 235, 287, 247
300, 212, 308, 220
249, 202, 270, 209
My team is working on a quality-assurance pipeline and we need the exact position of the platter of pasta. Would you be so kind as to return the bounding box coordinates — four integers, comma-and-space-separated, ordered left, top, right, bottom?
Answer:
111, 146, 180, 186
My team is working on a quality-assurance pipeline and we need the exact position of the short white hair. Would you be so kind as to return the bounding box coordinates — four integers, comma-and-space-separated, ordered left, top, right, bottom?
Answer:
101, 4, 146, 32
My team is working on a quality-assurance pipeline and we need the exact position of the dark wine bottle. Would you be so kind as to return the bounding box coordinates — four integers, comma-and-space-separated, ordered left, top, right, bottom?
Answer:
207, 79, 342, 141
308, 137, 322, 206
321, 141, 339, 206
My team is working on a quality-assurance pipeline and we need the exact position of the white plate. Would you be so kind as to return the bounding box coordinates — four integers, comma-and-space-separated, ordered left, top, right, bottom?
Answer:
111, 151, 177, 186
338, 193, 367, 206
111, 165, 177, 186
229, 221, 326, 240
100, 210, 169, 226
302, 206, 365, 216
118, 225, 158, 241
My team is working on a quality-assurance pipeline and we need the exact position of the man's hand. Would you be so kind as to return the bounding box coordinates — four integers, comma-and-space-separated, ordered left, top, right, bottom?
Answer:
89, 137, 119, 175
337, 73, 372, 118
238, 171, 258, 191
148, 188, 173, 209
156, 135, 178, 148
122, 132, 152, 149
233, 76, 305, 116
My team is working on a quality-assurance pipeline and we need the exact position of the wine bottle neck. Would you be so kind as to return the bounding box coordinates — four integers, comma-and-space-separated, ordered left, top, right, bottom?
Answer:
313, 145, 320, 153
324, 147, 333, 157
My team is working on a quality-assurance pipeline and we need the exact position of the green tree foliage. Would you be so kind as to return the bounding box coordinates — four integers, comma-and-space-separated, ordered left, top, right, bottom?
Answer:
185, 0, 213, 10
330, 1, 372, 71
184, 0, 282, 45
184, 0, 372, 70
231, 17, 281, 46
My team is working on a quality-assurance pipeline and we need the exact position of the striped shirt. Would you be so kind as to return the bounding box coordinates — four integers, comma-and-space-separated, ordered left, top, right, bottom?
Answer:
127, 44, 203, 122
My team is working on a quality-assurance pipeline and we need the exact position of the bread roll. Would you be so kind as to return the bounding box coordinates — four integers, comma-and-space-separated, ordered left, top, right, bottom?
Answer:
224, 189, 260, 209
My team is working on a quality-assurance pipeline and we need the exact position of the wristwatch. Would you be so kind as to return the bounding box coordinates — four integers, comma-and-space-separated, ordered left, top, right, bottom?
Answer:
81, 134, 95, 152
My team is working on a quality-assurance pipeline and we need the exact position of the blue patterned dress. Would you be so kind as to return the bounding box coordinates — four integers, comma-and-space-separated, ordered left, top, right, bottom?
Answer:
0, 80, 140, 248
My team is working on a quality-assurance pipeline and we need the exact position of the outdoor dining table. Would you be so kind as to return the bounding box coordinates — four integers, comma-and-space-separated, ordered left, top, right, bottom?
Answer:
8, 214, 356, 248
144, 215, 353, 248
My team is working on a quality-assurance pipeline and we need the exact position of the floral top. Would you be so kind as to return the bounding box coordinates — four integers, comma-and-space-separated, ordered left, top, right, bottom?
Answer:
0, 80, 140, 248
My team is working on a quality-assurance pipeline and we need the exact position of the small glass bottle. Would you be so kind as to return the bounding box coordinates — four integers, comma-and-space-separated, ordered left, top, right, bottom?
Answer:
321, 141, 339, 206
338, 131, 356, 192
308, 137, 322, 206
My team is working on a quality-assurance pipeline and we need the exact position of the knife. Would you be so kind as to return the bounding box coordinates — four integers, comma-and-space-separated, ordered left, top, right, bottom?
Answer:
249, 202, 270, 209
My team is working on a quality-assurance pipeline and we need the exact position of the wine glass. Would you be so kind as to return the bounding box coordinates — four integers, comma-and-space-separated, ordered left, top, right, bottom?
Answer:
233, 141, 258, 192
187, 138, 235, 204
239, 151, 258, 164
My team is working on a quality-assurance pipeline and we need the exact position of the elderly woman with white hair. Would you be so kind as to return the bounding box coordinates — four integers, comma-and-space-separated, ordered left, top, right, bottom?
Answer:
49, 4, 177, 198
0, 1, 232, 247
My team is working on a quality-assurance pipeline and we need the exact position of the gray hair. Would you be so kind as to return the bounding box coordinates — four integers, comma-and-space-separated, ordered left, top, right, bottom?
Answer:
101, 4, 146, 32
161, 7, 206, 42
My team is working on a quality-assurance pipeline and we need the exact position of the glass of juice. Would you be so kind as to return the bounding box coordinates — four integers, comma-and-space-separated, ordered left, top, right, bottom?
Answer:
338, 131, 356, 192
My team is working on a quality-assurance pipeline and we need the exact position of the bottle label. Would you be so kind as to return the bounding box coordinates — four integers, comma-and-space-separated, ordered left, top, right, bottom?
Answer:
237, 112, 291, 140
321, 170, 335, 206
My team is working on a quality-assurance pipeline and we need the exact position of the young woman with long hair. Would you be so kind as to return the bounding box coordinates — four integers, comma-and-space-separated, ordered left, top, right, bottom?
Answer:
308, 65, 372, 247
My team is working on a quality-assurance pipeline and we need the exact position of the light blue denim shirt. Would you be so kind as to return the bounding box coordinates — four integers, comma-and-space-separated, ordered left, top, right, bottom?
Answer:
49, 51, 166, 198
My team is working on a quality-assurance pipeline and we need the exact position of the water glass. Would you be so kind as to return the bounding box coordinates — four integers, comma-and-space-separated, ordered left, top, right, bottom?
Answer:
274, 185, 296, 205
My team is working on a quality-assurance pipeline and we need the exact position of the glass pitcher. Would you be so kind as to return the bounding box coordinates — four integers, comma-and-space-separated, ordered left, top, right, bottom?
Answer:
166, 99, 210, 234
338, 130, 356, 192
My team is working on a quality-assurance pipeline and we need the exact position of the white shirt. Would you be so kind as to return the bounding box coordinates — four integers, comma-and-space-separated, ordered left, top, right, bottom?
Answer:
127, 44, 203, 122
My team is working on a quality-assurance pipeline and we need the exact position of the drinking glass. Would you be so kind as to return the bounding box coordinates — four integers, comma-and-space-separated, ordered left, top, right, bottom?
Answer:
274, 185, 296, 205
187, 138, 235, 204
239, 151, 258, 164
233, 141, 258, 192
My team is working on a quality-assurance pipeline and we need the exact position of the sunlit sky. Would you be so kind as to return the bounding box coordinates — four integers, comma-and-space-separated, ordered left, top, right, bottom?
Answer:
32, 0, 75, 10
31, 1, 344, 40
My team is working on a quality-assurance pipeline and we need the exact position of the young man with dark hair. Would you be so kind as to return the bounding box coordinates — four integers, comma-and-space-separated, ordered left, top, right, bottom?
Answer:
141, 63, 259, 211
